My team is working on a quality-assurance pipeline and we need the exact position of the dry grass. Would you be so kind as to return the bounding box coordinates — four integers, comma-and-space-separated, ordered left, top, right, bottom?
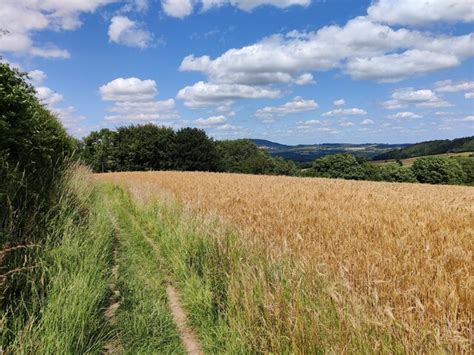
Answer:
97, 171, 474, 352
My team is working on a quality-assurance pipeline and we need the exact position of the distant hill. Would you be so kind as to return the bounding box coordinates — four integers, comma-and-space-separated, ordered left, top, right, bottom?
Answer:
249, 139, 409, 162
373, 136, 474, 161
249, 139, 290, 150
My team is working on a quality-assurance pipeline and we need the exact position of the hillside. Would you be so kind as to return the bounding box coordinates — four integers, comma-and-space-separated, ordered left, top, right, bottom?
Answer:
250, 139, 408, 162
373, 136, 474, 160
372, 151, 474, 167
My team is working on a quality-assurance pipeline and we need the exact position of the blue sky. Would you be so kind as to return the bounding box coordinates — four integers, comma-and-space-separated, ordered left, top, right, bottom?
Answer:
1, 0, 473, 144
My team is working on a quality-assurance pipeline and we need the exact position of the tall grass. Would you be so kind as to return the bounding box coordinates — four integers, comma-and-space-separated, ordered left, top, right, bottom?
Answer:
99, 171, 473, 352
2, 166, 114, 353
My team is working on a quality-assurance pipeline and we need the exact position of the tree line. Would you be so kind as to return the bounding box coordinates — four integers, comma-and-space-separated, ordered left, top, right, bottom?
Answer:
80, 124, 298, 176
304, 153, 473, 185
374, 136, 474, 160
80, 123, 473, 186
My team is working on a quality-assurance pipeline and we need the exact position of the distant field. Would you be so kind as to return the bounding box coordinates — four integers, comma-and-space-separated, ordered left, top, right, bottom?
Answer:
98, 171, 473, 352
372, 151, 473, 167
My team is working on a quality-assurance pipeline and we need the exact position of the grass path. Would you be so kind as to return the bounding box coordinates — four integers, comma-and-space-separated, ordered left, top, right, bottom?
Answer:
105, 185, 201, 354
143, 230, 204, 355
140, 231, 203, 355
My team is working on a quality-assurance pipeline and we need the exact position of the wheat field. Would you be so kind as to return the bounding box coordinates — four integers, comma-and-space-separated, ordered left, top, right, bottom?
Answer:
98, 171, 473, 352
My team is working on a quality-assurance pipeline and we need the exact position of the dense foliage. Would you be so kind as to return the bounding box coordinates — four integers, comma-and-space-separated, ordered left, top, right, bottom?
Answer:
374, 136, 474, 160
378, 163, 417, 183
311, 154, 368, 180
0, 61, 74, 246
411, 157, 466, 185
306, 154, 472, 185
0, 61, 77, 347
81, 125, 298, 176
453, 156, 474, 185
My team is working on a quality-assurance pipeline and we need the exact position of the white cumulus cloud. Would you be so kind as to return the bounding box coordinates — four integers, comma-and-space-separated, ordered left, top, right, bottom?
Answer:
0, 0, 114, 58
108, 16, 153, 48
176, 81, 280, 108
36, 86, 64, 106
346, 49, 460, 83
100, 77, 158, 101
382, 87, 452, 109
161, 0, 194, 18
193, 115, 227, 127
255, 97, 319, 120
367, 0, 474, 26
100, 77, 178, 122
333, 99, 345, 106
434, 80, 474, 93
179, 16, 474, 84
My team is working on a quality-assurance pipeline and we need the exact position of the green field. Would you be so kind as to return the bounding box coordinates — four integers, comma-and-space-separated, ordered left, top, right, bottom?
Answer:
372, 151, 473, 167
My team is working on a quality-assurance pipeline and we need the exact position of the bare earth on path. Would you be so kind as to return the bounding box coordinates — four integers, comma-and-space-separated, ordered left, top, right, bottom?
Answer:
141, 232, 203, 355
103, 215, 123, 354
166, 285, 203, 355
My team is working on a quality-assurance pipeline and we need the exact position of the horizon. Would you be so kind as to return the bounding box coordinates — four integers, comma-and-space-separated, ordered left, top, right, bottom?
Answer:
1, 0, 473, 145
246, 135, 473, 146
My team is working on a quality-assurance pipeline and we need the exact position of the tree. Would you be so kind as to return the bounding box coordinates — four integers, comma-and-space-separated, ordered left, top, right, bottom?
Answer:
311, 154, 368, 180
238, 150, 275, 175
216, 139, 261, 172
174, 128, 219, 171
271, 157, 298, 176
82, 128, 116, 172
451, 156, 474, 185
411, 157, 466, 185
216, 139, 297, 175
110, 124, 177, 172
379, 164, 417, 183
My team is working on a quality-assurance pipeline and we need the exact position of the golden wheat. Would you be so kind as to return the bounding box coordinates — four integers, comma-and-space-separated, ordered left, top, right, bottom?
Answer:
97, 171, 474, 351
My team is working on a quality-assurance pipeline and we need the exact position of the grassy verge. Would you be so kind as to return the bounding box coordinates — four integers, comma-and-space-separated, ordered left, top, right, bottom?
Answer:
5, 168, 115, 353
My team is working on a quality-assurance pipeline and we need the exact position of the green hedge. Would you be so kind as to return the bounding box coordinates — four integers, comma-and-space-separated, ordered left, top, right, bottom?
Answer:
0, 61, 74, 247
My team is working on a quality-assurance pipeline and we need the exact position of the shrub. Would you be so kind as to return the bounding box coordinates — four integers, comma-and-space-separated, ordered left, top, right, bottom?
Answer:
312, 154, 367, 180
411, 157, 466, 185
451, 156, 474, 185
0, 61, 74, 246
379, 164, 417, 183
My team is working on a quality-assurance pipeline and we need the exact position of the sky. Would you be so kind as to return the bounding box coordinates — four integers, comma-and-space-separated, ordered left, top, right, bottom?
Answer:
1, 0, 473, 145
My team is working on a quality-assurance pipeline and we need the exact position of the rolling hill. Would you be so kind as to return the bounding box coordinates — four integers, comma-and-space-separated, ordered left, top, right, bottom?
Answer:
373, 136, 474, 160
249, 139, 409, 162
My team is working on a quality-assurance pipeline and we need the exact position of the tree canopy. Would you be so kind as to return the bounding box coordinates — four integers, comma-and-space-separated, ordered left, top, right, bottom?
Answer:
80, 126, 297, 176
411, 157, 466, 185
